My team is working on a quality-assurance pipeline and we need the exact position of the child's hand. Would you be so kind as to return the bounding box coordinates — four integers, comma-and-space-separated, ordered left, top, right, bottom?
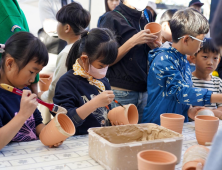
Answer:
188, 106, 205, 120
111, 121, 124, 126
93, 91, 115, 108
19, 90, 38, 118
196, 163, 203, 170
49, 141, 63, 148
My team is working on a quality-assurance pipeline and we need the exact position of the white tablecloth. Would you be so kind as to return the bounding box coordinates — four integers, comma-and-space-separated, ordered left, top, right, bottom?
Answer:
1, 121, 222, 170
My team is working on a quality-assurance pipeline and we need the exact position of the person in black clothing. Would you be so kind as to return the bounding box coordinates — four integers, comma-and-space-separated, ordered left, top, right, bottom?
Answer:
53, 28, 118, 135
98, 0, 161, 123
97, 0, 120, 27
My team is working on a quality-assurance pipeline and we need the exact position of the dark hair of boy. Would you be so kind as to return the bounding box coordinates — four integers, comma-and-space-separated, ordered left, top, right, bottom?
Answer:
170, 8, 209, 43
0, 32, 48, 73
66, 28, 118, 71
195, 38, 219, 56
159, 9, 178, 25
211, 0, 222, 48
56, 2, 91, 35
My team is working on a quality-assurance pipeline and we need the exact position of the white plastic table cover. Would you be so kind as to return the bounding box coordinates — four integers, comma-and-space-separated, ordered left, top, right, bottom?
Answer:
0, 121, 222, 170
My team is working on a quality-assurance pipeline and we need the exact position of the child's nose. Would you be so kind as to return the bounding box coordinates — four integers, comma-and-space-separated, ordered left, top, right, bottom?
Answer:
29, 74, 36, 83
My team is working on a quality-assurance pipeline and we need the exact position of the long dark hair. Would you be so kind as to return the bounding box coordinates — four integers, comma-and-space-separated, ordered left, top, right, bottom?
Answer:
66, 28, 118, 71
105, 0, 111, 12
0, 32, 48, 73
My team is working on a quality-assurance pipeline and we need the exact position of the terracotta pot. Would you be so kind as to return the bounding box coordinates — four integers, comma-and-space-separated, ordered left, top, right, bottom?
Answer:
160, 113, 185, 134
195, 115, 219, 145
144, 22, 162, 42
39, 113, 75, 146
196, 108, 214, 116
108, 104, 138, 125
137, 150, 177, 170
39, 73, 53, 91
182, 145, 209, 170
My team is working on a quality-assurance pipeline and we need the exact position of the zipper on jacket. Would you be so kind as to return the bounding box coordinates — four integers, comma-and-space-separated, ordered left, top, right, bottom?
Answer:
139, 11, 144, 31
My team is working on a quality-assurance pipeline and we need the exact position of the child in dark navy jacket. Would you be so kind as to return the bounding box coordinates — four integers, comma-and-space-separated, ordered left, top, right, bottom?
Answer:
53, 28, 118, 135
143, 8, 222, 125
0, 32, 62, 150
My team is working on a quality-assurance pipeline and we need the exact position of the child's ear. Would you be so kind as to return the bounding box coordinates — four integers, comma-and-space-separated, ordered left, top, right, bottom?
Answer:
5, 56, 15, 71
80, 54, 89, 63
65, 24, 71, 33
183, 35, 190, 45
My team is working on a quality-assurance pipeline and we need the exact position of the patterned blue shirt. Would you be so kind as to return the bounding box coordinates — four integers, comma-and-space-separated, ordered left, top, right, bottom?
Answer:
142, 47, 212, 124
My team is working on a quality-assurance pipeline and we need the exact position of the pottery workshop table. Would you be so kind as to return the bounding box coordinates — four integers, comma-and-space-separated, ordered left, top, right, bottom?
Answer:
1, 121, 222, 170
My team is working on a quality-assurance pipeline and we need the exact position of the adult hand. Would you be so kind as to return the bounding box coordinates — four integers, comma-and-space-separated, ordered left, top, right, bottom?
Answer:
131, 29, 158, 46
92, 91, 115, 108
147, 40, 162, 49
188, 106, 205, 120
18, 90, 38, 119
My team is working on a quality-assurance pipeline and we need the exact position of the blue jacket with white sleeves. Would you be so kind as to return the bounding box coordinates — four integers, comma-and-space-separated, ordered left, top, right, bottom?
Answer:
142, 46, 212, 124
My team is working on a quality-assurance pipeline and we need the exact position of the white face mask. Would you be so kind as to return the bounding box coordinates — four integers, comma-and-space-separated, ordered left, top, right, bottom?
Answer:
127, 0, 149, 11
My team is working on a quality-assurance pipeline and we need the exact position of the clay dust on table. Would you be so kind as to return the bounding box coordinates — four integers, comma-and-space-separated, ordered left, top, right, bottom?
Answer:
94, 124, 182, 144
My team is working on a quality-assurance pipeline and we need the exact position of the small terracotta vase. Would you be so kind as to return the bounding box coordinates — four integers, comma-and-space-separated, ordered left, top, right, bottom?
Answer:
196, 108, 214, 116
144, 22, 162, 42
137, 150, 177, 170
39, 73, 53, 91
108, 104, 138, 125
39, 113, 75, 146
195, 115, 219, 145
182, 145, 209, 170
160, 113, 185, 134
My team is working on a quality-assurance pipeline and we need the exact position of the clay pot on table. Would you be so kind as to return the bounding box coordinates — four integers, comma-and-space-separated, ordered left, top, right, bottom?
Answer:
39, 73, 53, 91
196, 109, 215, 116
137, 150, 177, 170
108, 104, 138, 125
195, 115, 219, 145
39, 113, 75, 146
160, 113, 185, 134
144, 22, 162, 42
182, 145, 209, 170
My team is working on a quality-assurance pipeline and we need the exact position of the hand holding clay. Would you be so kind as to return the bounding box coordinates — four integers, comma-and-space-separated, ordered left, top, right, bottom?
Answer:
92, 90, 115, 108
18, 90, 38, 118
131, 29, 157, 46
188, 106, 205, 120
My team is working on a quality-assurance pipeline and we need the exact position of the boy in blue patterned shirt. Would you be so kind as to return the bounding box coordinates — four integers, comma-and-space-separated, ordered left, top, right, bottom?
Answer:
142, 8, 222, 124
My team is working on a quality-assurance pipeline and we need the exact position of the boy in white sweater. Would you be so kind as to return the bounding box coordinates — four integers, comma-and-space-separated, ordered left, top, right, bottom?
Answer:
38, 2, 90, 102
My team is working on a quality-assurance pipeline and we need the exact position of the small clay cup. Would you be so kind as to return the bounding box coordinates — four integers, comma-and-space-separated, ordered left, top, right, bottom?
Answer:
160, 113, 185, 134
195, 115, 219, 145
144, 22, 162, 42
182, 145, 209, 170
39, 73, 53, 91
39, 113, 75, 146
108, 104, 138, 125
137, 150, 177, 170
196, 108, 214, 116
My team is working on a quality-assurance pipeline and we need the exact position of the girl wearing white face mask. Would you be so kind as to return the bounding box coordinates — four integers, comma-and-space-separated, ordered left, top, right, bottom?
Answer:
53, 28, 118, 135
98, 0, 161, 123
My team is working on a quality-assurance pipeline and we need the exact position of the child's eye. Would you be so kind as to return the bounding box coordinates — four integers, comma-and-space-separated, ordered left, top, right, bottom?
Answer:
214, 57, 219, 60
203, 56, 207, 59
30, 71, 34, 74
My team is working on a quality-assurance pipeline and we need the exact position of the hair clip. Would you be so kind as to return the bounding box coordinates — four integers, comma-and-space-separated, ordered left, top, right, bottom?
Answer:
0, 44, 5, 53
0, 44, 5, 49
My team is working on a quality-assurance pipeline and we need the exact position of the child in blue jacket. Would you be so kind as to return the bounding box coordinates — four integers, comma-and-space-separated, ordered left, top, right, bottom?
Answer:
143, 8, 222, 124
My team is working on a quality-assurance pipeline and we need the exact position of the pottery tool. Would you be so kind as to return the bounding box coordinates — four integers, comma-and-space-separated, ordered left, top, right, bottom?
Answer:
0, 83, 67, 114
94, 86, 125, 108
